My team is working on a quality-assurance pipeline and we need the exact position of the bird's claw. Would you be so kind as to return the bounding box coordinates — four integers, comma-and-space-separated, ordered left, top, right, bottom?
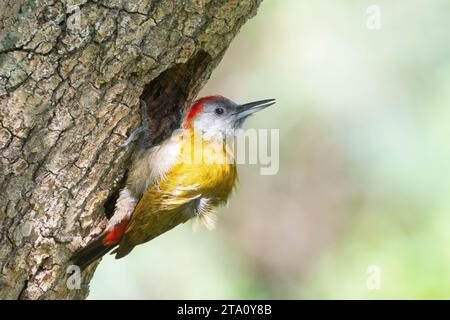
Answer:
118, 126, 146, 147
118, 99, 150, 148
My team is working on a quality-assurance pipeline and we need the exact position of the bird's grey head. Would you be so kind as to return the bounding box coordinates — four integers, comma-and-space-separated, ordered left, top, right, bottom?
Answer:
182, 95, 275, 138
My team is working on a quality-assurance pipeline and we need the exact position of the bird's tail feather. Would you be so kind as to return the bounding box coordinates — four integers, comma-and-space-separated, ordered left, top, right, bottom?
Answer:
71, 234, 116, 271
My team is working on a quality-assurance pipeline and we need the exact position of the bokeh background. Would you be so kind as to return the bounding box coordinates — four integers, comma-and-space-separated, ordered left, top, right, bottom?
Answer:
89, 0, 450, 299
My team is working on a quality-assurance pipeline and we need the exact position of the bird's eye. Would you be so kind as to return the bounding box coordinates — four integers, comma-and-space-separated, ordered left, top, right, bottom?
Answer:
215, 107, 225, 115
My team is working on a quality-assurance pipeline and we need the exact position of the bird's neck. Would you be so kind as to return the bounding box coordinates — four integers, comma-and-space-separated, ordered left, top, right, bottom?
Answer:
179, 127, 236, 166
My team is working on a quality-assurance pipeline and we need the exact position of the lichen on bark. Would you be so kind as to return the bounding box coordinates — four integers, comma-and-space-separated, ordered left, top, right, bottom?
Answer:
0, 0, 262, 299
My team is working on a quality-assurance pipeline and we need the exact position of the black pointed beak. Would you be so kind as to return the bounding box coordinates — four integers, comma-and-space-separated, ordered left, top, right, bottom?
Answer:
235, 99, 276, 119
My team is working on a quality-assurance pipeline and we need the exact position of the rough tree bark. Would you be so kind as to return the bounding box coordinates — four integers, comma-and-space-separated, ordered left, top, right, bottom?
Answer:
0, 0, 262, 299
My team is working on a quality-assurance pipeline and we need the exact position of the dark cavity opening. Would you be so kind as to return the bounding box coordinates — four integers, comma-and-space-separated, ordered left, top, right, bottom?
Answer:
140, 50, 212, 147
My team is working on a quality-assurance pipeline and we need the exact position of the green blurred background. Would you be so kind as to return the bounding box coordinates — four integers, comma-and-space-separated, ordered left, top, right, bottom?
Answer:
89, 0, 450, 299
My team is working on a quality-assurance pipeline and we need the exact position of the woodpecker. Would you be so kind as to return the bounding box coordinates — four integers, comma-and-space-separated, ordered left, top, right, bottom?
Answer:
72, 95, 275, 270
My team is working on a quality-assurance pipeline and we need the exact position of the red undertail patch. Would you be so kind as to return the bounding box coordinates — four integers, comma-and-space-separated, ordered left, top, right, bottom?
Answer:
103, 219, 129, 246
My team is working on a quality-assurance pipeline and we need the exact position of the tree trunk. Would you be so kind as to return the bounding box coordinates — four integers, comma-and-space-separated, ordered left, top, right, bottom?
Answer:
0, 0, 262, 300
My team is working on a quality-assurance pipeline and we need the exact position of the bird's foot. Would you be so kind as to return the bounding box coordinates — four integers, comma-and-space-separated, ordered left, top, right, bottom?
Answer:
118, 99, 150, 148
118, 126, 145, 147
